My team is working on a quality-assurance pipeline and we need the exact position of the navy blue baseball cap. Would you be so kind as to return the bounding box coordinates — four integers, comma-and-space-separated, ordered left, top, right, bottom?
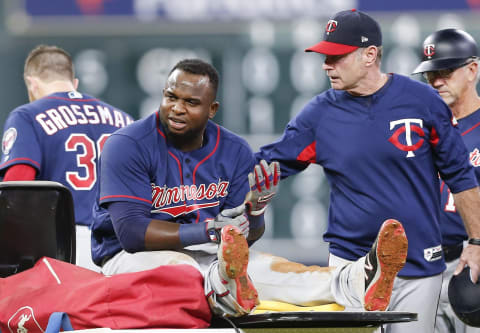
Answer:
305, 9, 382, 55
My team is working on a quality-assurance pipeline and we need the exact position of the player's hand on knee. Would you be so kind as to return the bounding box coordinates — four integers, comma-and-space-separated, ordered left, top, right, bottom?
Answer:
245, 160, 280, 216
206, 204, 249, 243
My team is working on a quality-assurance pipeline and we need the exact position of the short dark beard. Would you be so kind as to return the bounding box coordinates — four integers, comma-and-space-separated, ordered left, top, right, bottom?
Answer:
162, 122, 203, 151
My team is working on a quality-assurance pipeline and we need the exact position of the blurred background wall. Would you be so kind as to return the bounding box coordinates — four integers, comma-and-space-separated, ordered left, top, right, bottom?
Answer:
1, 0, 480, 265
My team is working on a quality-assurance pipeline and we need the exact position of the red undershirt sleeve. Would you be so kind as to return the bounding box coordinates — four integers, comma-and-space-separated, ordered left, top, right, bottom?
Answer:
3, 164, 37, 181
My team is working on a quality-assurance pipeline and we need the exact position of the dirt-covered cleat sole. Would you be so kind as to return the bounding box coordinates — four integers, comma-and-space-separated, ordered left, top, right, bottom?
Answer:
364, 219, 408, 311
219, 225, 259, 312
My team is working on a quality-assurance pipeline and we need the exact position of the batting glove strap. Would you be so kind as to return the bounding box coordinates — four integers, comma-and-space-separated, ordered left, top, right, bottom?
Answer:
206, 220, 221, 243
205, 205, 250, 243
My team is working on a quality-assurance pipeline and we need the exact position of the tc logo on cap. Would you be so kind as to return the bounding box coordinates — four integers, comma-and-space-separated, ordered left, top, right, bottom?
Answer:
325, 20, 338, 34
424, 44, 435, 58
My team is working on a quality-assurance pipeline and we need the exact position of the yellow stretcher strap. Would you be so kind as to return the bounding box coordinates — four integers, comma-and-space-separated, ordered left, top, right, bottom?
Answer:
253, 300, 345, 314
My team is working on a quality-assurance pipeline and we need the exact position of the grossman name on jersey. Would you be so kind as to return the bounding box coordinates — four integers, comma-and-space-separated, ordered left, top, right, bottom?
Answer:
35, 104, 134, 135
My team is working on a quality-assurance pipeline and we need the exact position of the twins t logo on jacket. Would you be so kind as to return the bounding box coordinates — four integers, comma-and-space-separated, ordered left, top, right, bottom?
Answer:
388, 118, 425, 158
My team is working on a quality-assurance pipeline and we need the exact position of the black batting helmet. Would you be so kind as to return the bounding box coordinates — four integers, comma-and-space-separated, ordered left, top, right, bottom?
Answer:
412, 28, 478, 74
448, 266, 480, 327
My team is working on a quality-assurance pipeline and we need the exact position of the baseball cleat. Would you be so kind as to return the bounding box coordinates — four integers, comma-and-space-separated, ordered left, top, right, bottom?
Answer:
217, 225, 259, 312
364, 219, 408, 311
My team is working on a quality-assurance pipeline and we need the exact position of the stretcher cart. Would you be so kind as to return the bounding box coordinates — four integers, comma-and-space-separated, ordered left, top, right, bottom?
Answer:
48, 311, 417, 333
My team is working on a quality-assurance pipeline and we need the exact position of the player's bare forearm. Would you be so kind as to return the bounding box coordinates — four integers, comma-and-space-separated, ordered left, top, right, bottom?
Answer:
144, 219, 183, 250
248, 225, 265, 244
453, 187, 480, 238
452, 186, 480, 281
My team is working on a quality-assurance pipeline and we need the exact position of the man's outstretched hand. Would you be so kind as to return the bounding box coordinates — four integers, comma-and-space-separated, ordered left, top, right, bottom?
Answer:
245, 160, 280, 216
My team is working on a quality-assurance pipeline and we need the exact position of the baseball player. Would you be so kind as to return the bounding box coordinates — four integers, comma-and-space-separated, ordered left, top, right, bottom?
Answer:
0, 45, 134, 272
91, 58, 408, 317
255, 9, 480, 333
412, 29, 480, 333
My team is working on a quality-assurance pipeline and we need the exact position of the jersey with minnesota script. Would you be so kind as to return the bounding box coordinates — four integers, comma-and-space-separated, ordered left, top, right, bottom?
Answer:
91, 112, 255, 264
256, 74, 478, 277
439, 108, 480, 246
0, 91, 134, 226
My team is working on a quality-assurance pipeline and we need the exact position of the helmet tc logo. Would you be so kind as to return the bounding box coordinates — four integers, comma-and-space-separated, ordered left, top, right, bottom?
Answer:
388, 119, 425, 158
325, 20, 337, 34
424, 44, 435, 59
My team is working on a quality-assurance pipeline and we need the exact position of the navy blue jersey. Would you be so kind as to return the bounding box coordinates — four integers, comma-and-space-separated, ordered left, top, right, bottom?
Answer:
0, 91, 134, 226
256, 74, 478, 277
91, 112, 255, 264
439, 108, 480, 246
